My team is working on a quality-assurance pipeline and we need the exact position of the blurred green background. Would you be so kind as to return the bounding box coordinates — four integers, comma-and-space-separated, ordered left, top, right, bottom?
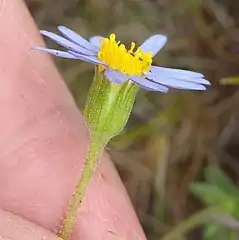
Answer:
27, 0, 239, 239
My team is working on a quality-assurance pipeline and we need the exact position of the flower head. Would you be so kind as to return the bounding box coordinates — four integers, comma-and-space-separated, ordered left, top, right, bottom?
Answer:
34, 26, 210, 92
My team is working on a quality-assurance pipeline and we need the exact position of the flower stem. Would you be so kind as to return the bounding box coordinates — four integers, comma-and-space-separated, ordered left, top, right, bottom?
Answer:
160, 207, 218, 240
58, 137, 105, 240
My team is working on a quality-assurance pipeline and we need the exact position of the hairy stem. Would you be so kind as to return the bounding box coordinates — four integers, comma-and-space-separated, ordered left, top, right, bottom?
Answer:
58, 138, 104, 240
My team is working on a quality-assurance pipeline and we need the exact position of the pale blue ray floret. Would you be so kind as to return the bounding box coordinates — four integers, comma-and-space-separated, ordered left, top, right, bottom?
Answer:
34, 26, 210, 92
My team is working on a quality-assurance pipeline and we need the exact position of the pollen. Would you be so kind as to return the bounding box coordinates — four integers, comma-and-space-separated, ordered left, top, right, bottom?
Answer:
97, 34, 153, 76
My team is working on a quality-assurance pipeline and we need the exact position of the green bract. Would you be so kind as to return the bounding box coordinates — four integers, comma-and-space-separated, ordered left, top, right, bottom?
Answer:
84, 67, 139, 145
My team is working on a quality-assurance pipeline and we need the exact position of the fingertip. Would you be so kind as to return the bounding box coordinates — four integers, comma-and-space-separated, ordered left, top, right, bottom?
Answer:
0, 209, 61, 240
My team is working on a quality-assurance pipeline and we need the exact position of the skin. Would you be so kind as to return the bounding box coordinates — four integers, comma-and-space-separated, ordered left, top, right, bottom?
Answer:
0, 0, 146, 239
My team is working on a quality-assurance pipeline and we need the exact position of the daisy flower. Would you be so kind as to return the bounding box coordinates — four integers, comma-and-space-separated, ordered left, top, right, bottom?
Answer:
34, 26, 210, 92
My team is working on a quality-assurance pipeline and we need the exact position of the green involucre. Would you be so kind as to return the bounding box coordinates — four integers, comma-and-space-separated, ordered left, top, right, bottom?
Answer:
84, 67, 139, 145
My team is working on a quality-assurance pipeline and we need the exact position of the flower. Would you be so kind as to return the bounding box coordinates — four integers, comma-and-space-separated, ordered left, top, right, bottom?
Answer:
34, 26, 210, 92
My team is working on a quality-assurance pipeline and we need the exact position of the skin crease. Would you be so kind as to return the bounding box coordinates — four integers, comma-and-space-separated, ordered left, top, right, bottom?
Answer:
0, 0, 146, 239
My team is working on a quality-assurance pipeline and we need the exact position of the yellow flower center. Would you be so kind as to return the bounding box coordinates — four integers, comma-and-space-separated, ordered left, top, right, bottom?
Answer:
97, 34, 153, 76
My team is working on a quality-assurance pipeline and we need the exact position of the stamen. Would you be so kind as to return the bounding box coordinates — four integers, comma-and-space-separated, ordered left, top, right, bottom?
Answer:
97, 34, 153, 76
129, 42, 135, 54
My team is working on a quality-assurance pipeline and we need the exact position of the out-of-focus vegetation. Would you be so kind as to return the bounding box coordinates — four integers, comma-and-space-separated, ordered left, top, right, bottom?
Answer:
26, 0, 239, 239
191, 167, 239, 240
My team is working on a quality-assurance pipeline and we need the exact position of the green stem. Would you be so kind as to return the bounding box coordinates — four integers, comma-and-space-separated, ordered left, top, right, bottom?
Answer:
58, 138, 105, 240
160, 207, 218, 240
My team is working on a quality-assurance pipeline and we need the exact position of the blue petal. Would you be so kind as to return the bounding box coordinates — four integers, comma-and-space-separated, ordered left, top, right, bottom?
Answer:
40, 30, 96, 56
68, 51, 104, 65
131, 76, 169, 92
33, 46, 103, 65
104, 69, 129, 84
57, 26, 98, 52
32, 47, 78, 59
140, 34, 167, 57
145, 71, 207, 90
89, 36, 104, 47
150, 66, 210, 85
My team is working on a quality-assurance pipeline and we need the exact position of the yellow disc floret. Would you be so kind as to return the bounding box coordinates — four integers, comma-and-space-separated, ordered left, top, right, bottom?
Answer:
97, 34, 153, 76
